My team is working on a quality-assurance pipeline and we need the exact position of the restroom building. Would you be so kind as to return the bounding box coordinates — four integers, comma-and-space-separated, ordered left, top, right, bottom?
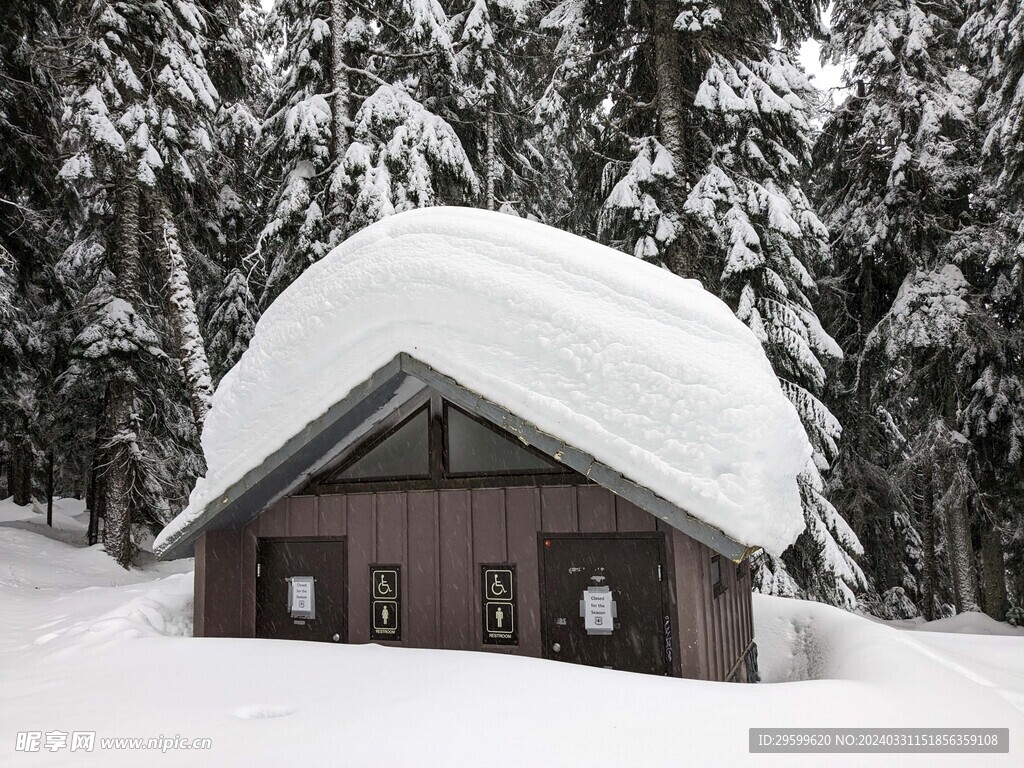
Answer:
155, 208, 812, 682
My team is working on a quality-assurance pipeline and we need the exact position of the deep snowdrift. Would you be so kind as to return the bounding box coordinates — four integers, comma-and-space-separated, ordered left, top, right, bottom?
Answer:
157, 207, 810, 556
4, 503, 1023, 767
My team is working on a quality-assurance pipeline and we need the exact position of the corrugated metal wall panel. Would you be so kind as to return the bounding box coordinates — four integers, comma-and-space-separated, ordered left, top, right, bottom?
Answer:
375, 492, 406, 564
195, 529, 242, 637
438, 490, 473, 650
577, 485, 615, 532
346, 494, 374, 643
406, 491, 438, 647
260, 498, 289, 537
240, 523, 258, 636
505, 487, 542, 658
539, 485, 576, 531
317, 494, 346, 536
614, 496, 657, 531
288, 496, 318, 536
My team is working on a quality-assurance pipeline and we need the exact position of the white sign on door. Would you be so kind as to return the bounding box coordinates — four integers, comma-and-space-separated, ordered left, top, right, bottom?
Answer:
288, 576, 316, 620
582, 587, 615, 635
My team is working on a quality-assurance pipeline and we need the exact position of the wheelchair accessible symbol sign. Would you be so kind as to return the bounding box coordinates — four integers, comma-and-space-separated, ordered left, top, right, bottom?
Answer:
482, 566, 517, 645
486, 569, 513, 600
371, 566, 401, 641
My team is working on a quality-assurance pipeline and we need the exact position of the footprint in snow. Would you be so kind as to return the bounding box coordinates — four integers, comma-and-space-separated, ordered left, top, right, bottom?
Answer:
233, 705, 296, 720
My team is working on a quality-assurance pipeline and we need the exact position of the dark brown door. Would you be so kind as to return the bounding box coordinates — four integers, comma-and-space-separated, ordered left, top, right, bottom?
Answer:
540, 534, 670, 675
256, 538, 347, 642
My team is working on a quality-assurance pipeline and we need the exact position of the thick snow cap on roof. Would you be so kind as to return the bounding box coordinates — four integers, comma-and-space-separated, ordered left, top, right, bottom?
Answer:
156, 207, 810, 556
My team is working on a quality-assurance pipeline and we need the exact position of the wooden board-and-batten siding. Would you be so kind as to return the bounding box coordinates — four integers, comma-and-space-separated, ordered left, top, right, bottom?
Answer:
194, 484, 754, 682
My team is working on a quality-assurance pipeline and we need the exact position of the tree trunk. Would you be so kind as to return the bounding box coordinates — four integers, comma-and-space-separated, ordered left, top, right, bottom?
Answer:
651, 0, 695, 279
918, 461, 936, 620
46, 451, 53, 527
11, 427, 32, 505
851, 383, 872, 540
980, 520, 1008, 621
330, 0, 351, 226
86, 448, 100, 546
230, 132, 247, 270
102, 172, 142, 569
944, 468, 980, 613
485, 100, 496, 211
103, 378, 135, 568
157, 201, 214, 430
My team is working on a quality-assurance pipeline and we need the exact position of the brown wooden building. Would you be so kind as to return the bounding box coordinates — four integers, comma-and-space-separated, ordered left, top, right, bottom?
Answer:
160, 353, 761, 682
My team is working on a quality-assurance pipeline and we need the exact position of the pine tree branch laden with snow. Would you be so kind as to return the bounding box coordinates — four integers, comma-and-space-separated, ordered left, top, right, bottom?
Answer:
342, 85, 478, 230
599, 137, 680, 263
206, 268, 258, 384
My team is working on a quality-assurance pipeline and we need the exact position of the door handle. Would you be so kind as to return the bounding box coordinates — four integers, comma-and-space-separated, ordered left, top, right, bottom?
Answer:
552, 642, 561, 653
332, 633, 341, 642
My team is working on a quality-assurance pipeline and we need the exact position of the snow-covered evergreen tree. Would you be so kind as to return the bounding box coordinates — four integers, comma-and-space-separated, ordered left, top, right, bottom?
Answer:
545, 0, 864, 607
0, 246, 33, 503
683, 50, 863, 607
255, 0, 338, 304
57, 0, 222, 565
197, 1, 267, 384
958, 0, 1024, 619
258, 0, 478, 306
865, 263, 983, 614
814, 0, 983, 616
342, 85, 478, 228
449, 0, 569, 220
0, 0, 67, 507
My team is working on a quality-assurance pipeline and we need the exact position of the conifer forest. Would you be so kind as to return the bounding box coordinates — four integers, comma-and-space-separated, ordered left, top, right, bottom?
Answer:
1, 0, 1022, 625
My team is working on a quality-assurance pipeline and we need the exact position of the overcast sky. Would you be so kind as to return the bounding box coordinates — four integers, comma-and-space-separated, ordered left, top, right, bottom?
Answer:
799, 38, 845, 99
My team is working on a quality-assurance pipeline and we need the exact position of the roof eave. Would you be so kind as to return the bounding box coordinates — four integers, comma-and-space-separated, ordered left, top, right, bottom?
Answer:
157, 352, 750, 562
156, 355, 407, 559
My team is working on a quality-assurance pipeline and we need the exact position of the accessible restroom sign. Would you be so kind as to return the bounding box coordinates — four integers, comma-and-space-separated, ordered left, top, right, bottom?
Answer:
481, 565, 517, 645
370, 565, 401, 641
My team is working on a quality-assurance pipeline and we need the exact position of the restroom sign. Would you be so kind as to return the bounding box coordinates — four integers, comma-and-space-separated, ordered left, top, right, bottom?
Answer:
370, 565, 401, 641
486, 602, 514, 633
481, 564, 517, 645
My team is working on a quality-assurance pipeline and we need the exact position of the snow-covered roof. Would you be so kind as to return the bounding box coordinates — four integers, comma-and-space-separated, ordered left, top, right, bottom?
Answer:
155, 207, 810, 557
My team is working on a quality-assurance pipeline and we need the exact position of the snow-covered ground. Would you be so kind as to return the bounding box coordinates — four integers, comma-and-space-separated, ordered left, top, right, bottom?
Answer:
3, 497, 1022, 767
